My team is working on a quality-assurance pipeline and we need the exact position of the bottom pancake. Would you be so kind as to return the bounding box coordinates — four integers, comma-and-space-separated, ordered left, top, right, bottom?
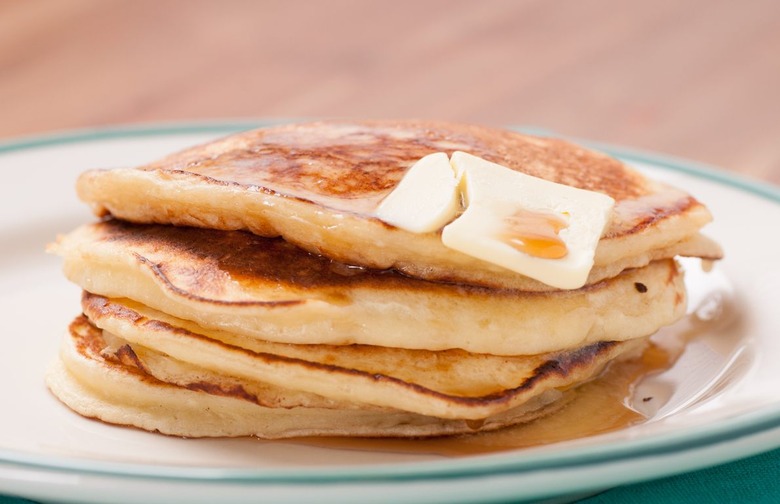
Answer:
78, 293, 649, 420
47, 316, 582, 438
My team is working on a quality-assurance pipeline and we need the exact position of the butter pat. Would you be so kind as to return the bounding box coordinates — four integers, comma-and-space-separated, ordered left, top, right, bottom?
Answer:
375, 152, 460, 233
442, 151, 615, 289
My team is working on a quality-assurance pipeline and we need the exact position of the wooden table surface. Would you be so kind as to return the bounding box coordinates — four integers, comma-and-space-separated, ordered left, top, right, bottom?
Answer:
1, 0, 778, 183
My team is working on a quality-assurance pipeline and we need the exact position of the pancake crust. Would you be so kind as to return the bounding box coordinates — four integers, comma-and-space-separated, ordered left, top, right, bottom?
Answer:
46, 316, 587, 438
81, 293, 648, 419
53, 220, 688, 355
76, 120, 721, 291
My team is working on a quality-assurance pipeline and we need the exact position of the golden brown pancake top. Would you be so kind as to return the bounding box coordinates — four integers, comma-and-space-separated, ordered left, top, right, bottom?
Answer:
143, 120, 650, 210
75, 120, 717, 291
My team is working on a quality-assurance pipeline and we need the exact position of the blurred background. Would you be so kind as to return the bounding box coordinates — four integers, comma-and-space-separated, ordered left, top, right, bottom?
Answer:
1, 0, 778, 182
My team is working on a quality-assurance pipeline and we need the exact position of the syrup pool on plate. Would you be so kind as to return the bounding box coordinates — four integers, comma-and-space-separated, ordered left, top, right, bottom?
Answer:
291, 258, 738, 457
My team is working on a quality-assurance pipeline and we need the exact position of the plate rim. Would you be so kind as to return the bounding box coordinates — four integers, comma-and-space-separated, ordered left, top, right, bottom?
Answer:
1, 120, 779, 486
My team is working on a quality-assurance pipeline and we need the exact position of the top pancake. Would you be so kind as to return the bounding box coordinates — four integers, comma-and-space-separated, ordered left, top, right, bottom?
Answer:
77, 120, 721, 290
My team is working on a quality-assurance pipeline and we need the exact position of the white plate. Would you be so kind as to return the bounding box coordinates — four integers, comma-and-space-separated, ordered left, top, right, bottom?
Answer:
1, 122, 779, 504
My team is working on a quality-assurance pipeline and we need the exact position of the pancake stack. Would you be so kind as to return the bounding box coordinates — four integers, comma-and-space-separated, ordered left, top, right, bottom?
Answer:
47, 120, 722, 438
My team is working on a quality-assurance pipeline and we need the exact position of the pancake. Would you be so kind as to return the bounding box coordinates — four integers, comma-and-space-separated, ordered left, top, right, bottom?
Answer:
79, 292, 648, 420
48, 120, 723, 440
46, 315, 599, 438
76, 120, 722, 291
51, 220, 688, 355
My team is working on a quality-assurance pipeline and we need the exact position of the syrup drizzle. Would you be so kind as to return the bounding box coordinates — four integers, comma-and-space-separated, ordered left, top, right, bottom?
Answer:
292, 341, 678, 457
501, 208, 569, 259
286, 260, 732, 458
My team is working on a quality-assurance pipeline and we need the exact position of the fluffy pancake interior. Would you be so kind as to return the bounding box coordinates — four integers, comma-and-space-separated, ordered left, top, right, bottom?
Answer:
53, 220, 689, 355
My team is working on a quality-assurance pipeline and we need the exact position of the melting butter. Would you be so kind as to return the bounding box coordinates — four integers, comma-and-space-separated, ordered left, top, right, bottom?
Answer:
374, 151, 615, 289
374, 152, 460, 233
442, 152, 614, 290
